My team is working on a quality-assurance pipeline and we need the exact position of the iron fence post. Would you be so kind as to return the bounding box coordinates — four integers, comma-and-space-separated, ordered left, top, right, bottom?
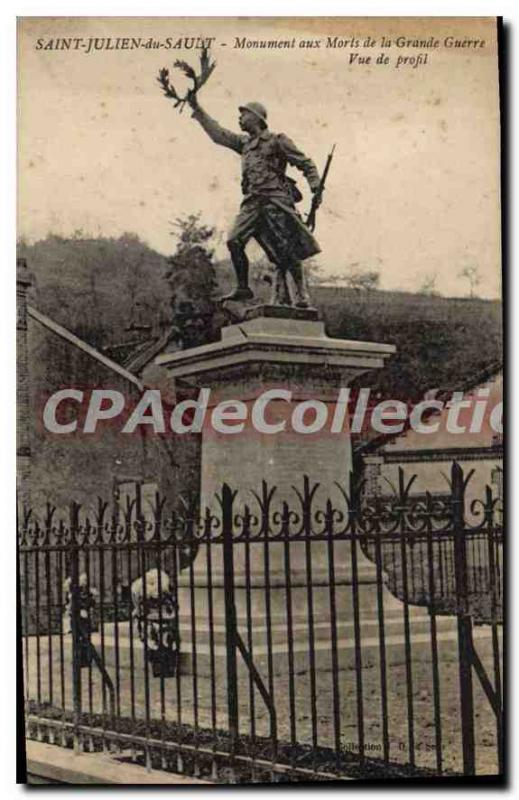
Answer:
221, 483, 239, 761
486, 517, 504, 773
452, 463, 475, 776
69, 503, 82, 755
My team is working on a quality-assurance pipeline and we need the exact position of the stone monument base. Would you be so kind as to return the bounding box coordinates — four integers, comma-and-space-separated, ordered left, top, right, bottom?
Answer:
156, 307, 398, 679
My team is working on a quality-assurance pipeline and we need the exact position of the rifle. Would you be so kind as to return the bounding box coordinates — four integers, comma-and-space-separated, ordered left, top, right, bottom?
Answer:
306, 144, 335, 232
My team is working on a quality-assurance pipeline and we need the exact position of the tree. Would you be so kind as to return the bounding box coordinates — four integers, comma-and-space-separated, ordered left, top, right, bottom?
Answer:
305, 259, 344, 286
344, 265, 380, 291
306, 259, 379, 289
169, 213, 215, 252
458, 265, 481, 298
420, 272, 440, 296
166, 213, 222, 348
17, 232, 171, 349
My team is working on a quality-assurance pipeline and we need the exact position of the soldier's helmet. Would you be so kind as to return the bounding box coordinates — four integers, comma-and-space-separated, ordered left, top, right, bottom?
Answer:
239, 102, 268, 127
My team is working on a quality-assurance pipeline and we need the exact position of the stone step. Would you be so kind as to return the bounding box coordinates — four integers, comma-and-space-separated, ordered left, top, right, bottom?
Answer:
24, 614, 487, 679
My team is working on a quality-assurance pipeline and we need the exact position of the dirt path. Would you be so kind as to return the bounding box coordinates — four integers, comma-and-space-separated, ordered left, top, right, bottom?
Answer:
23, 626, 501, 777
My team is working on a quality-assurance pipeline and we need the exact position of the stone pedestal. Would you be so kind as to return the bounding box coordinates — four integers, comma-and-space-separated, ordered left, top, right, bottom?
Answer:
156, 307, 399, 675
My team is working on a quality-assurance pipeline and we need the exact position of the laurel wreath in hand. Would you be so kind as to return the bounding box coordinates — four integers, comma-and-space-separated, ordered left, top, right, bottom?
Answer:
157, 47, 216, 112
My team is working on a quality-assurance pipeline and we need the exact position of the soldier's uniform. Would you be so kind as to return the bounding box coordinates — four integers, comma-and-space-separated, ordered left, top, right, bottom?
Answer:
191, 102, 321, 305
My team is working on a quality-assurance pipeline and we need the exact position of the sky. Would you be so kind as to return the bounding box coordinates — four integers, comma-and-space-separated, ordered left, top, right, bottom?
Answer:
18, 16, 501, 298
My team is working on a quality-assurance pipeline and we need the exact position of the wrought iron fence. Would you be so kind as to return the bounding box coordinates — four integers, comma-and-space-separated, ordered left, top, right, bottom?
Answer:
19, 462, 503, 782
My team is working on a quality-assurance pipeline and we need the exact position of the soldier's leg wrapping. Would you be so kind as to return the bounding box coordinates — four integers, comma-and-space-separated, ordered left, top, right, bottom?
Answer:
287, 260, 311, 308
225, 201, 262, 300
270, 266, 291, 306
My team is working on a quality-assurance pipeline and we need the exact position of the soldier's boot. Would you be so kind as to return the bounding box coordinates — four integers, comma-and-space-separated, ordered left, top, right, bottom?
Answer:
287, 261, 311, 308
221, 241, 254, 302
270, 268, 292, 305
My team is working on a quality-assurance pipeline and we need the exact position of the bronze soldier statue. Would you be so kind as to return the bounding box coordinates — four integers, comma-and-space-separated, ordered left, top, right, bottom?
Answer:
158, 51, 324, 307
188, 96, 321, 306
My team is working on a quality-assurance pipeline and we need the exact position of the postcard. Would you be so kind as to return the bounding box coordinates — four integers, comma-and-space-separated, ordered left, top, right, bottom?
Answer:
18, 16, 503, 783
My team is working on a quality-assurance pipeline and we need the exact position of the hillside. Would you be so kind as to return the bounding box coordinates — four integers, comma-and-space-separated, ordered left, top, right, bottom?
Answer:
313, 286, 502, 401
17, 234, 172, 350
18, 234, 502, 402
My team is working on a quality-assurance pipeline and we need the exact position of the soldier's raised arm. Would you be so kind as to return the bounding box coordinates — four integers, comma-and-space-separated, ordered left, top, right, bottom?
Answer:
277, 133, 321, 193
189, 96, 245, 154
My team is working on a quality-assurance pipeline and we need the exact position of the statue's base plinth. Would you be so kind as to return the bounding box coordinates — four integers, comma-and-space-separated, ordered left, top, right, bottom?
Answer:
242, 303, 320, 322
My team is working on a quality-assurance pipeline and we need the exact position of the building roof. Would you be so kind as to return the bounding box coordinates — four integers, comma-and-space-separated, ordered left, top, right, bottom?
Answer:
354, 360, 503, 456
28, 305, 143, 390
123, 327, 180, 375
